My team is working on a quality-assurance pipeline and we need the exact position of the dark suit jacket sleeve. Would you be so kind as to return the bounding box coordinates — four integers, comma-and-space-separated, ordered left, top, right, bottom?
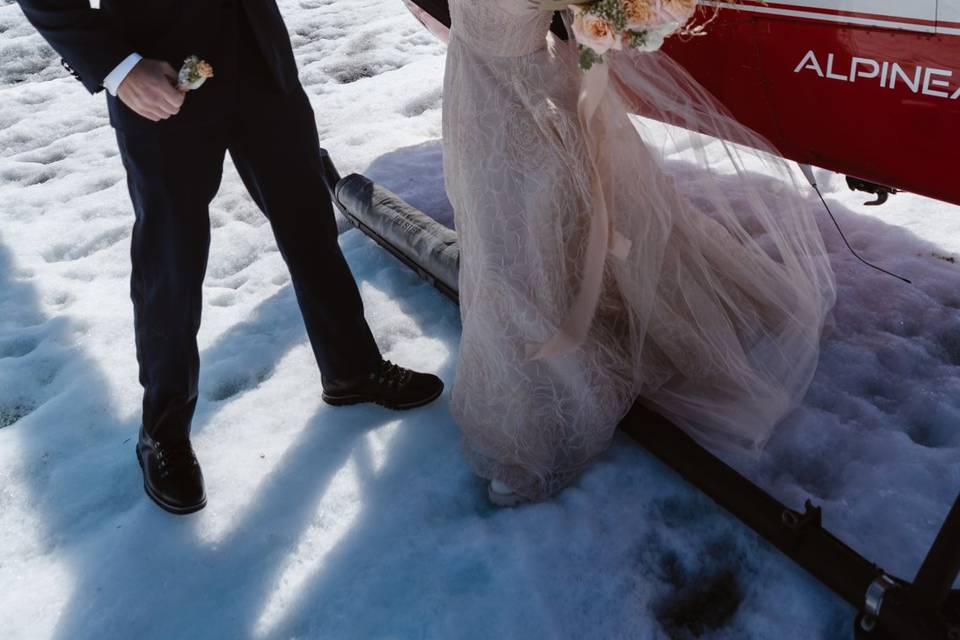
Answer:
17, 0, 134, 94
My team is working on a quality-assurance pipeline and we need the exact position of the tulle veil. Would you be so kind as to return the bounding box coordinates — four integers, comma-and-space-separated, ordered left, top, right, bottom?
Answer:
544, 10, 837, 452
412, 1, 836, 459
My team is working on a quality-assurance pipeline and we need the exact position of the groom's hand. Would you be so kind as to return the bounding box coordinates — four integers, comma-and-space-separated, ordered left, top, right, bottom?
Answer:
117, 59, 185, 122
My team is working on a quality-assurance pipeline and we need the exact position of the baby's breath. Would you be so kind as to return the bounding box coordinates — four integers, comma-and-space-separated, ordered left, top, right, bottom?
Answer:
586, 0, 628, 31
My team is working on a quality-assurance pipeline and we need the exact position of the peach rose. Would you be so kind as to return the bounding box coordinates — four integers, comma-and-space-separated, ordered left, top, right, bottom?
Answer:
622, 0, 660, 30
196, 61, 214, 79
572, 6, 623, 55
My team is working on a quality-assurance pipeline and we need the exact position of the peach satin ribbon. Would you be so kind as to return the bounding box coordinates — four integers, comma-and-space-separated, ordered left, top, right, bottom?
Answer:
528, 61, 632, 360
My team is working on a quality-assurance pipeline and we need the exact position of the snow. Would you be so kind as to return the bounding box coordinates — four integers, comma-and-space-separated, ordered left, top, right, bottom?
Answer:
1, 1, 958, 638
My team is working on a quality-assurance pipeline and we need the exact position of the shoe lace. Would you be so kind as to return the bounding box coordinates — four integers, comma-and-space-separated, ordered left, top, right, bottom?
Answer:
370, 360, 413, 389
155, 440, 197, 477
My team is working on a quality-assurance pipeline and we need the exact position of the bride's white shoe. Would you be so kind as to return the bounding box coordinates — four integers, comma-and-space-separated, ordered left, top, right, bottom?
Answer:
487, 479, 529, 507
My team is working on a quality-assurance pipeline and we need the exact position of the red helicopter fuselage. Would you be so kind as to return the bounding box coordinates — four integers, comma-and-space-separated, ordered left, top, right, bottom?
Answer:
662, 0, 959, 205
404, 0, 960, 206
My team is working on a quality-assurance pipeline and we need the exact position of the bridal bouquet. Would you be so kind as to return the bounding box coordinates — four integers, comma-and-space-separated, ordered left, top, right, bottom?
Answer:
538, 0, 703, 70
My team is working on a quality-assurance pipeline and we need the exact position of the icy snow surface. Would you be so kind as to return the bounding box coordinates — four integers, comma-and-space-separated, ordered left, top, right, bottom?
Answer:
1, 1, 959, 638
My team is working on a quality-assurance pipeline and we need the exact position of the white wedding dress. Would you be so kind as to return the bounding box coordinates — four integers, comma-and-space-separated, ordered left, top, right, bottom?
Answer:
442, 0, 836, 500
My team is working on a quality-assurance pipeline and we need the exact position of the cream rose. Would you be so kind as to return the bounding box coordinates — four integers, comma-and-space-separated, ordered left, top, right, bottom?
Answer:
572, 6, 623, 55
634, 22, 678, 51
660, 0, 698, 23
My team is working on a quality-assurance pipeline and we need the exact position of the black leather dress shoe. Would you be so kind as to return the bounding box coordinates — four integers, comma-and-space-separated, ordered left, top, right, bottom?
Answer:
322, 360, 444, 410
136, 429, 207, 515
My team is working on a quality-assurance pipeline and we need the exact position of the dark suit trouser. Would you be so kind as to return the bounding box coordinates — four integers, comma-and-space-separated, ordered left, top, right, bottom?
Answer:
115, 35, 381, 442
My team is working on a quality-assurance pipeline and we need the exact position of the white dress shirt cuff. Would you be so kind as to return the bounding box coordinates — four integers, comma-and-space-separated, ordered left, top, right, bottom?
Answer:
103, 53, 143, 96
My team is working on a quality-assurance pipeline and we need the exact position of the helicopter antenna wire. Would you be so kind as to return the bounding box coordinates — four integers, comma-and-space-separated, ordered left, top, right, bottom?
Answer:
799, 165, 912, 285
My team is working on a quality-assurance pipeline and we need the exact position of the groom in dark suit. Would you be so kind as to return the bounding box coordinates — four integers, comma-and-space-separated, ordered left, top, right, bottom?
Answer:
17, 0, 444, 515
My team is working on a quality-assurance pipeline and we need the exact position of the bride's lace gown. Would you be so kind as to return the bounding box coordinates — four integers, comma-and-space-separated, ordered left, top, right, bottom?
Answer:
442, 0, 836, 500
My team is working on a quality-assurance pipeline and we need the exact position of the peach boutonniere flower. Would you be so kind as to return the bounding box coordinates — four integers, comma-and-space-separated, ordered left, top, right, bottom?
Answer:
177, 55, 215, 92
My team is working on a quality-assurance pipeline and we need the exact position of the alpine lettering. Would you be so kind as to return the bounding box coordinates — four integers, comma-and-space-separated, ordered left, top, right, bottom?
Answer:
794, 50, 960, 100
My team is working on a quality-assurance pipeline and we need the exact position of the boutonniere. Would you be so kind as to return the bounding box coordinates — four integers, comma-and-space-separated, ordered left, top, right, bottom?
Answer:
177, 55, 215, 92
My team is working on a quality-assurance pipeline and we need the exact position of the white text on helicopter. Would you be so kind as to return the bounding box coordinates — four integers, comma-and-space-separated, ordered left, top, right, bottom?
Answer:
794, 50, 960, 100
